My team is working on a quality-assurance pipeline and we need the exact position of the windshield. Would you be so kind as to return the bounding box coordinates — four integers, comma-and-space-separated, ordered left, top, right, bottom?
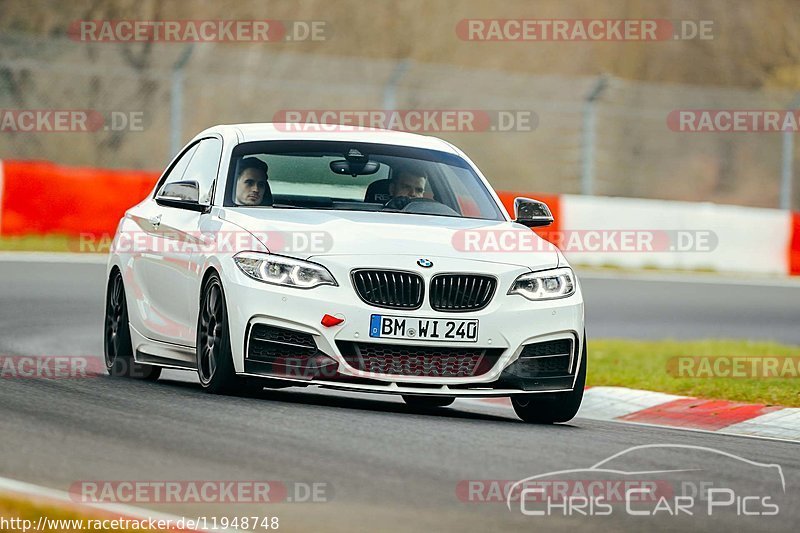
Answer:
224, 140, 505, 221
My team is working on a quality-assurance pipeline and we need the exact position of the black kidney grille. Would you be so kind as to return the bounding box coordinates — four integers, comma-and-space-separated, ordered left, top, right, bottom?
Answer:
429, 274, 496, 312
352, 270, 424, 309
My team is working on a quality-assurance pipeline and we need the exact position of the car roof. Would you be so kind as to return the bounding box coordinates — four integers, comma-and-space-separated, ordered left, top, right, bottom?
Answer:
195, 123, 460, 154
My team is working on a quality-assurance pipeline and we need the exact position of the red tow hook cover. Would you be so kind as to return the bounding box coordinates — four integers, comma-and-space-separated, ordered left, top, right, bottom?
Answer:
321, 314, 345, 327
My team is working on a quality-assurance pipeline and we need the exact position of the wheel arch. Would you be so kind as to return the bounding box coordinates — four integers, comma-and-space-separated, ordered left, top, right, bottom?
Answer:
199, 266, 221, 302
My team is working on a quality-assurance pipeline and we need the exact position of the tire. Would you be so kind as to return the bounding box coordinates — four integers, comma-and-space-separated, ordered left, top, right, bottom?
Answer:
104, 269, 161, 381
511, 335, 587, 424
196, 272, 245, 394
402, 395, 456, 408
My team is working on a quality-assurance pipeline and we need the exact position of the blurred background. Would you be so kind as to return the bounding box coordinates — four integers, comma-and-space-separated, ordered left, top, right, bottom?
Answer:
1, 0, 800, 209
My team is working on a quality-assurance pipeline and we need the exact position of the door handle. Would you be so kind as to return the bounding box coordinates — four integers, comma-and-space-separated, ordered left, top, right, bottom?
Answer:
148, 214, 162, 229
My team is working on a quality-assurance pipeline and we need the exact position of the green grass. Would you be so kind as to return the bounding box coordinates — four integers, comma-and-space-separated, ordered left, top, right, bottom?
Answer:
0, 234, 113, 253
589, 339, 800, 407
0, 234, 85, 252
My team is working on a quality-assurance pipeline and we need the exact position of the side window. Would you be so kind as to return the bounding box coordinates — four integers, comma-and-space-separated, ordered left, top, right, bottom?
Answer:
182, 138, 223, 205
156, 143, 198, 198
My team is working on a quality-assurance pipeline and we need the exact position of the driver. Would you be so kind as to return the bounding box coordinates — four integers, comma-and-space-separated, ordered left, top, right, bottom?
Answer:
388, 166, 427, 200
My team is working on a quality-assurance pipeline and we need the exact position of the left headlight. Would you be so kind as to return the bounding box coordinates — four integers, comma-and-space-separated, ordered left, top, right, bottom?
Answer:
508, 267, 575, 301
234, 251, 337, 289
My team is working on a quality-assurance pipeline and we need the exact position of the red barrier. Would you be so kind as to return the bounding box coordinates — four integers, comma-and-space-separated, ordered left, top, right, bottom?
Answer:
0, 160, 158, 236
790, 212, 800, 276
0, 162, 564, 240
1, 159, 795, 276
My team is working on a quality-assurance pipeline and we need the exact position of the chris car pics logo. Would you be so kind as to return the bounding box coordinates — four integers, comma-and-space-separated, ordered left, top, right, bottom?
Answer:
506, 444, 785, 518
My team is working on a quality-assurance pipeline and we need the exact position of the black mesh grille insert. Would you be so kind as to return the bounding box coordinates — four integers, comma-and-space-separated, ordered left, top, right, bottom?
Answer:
519, 339, 572, 358
512, 339, 574, 377
248, 324, 317, 362
513, 355, 571, 377
337, 341, 500, 377
352, 270, 424, 310
429, 274, 496, 312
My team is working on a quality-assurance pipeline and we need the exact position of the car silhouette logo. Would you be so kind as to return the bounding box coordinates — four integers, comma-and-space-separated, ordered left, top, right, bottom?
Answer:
417, 258, 433, 268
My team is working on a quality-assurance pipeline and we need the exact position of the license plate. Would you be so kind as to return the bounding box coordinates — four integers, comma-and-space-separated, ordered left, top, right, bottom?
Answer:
369, 315, 479, 342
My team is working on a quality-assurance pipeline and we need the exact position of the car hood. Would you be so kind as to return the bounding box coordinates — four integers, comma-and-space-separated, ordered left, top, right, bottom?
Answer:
218, 207, 560, 270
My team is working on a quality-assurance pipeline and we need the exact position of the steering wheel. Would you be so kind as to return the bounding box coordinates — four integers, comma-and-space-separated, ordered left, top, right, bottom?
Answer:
383, 196, 436, 210
383, 196, 460, 216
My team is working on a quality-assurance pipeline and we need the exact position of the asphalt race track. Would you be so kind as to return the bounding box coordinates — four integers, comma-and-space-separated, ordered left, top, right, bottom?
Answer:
580, 272, 800, 344
0, 259, 798, 532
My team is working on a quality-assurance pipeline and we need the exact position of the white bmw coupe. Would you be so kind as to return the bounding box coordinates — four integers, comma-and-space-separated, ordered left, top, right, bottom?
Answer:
105, 124, 586, 423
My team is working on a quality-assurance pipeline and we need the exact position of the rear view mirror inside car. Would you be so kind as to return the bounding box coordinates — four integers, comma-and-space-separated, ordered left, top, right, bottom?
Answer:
330, 159, 381, 176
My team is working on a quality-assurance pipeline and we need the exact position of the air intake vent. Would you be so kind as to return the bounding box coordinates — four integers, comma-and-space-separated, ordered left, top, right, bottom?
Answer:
247, 324, 317, 362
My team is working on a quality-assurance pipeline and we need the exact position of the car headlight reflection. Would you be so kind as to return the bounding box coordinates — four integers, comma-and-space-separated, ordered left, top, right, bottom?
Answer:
508, 267, 575, 300
234, 252, 337, 289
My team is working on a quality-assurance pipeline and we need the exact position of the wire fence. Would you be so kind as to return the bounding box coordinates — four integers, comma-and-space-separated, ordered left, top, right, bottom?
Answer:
0, 32, 798, 210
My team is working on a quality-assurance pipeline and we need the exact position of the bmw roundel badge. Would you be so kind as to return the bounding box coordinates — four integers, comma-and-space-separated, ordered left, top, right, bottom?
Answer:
417, 258, 433, 268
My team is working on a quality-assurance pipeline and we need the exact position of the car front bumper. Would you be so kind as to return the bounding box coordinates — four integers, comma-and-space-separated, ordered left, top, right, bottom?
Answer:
221, 254, 585, 396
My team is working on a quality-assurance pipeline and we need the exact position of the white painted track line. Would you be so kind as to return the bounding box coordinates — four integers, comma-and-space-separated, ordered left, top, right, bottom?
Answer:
0, 475, 235, 532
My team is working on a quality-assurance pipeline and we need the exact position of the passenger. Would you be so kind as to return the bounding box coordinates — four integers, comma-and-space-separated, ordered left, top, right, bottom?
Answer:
234, 158, 269, 206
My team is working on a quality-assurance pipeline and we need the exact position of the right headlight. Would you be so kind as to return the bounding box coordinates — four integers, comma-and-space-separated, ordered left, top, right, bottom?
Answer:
234, 251, 337, 289
508, 267, 575, 301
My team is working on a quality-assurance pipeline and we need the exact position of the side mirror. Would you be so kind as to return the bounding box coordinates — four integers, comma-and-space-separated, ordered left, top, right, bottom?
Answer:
158, 180, 200, 202
513, 197, 554, 227
155, 180, 209, 213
